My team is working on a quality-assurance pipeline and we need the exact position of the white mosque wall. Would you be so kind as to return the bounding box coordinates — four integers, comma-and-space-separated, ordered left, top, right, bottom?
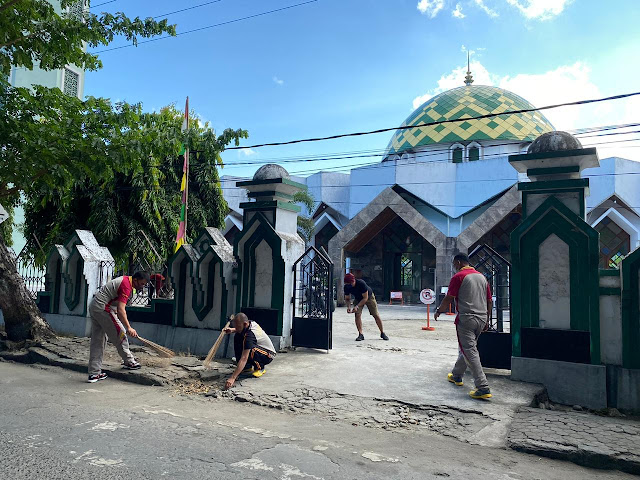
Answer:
304, 172, 350, 218
221, 154, 640, 243
346, 153, 518, 226
348, 161, 397, 219
221, 176, 249, 214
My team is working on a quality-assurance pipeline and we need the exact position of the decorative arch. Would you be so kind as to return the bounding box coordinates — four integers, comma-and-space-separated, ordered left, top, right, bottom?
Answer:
62, 246, 84, 312
168, 245, 198, 328
328, 187, 447, 305
189, 229, 232, 326
450, 143, 465, 163
591, 207, 639, 269
234, 212, 286, 334
511, 196, 600, 363
467, 141, 482, 162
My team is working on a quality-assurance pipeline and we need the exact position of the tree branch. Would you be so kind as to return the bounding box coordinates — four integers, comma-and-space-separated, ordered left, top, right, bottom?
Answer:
0, 0, 23, 13
0, 32, 35, 49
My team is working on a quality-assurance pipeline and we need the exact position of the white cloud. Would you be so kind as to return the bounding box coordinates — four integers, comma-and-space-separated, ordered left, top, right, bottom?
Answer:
505, 0, 572, 20
238, 148, 256, 157
473, 0, 498, 17
273, 76, 284, 86
452, 3, 465, 18
417, 0, 444, 18
410, 60, 639, 160
499, 62, 601, 130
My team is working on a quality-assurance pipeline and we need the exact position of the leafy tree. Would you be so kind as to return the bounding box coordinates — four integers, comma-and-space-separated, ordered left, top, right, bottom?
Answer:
1, 0, 175, 77
22, 104, 246, 269
294, 190, 316, 244
0, 1, 240, 343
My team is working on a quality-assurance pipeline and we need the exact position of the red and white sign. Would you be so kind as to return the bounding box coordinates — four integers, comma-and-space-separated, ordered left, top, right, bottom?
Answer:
390, 291, 403, 300
420, 289, 435, 305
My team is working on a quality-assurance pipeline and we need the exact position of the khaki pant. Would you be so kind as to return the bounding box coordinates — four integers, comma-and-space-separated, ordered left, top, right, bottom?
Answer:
88, 304, 135, 375
364, 293, 379, 317
452, 314, 489, 389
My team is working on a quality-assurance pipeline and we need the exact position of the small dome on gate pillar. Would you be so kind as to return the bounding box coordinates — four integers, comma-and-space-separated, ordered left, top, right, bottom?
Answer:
527, 131, 582, 154
253, 164, 290, 181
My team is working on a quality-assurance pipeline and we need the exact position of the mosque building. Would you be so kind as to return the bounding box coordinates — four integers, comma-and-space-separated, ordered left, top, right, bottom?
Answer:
222, 68, 640, 305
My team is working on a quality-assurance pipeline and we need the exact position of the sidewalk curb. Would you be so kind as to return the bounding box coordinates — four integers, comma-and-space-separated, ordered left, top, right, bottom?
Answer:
0, 346, 174, 387
507, 407, 640, 475
507, 438, 640, 475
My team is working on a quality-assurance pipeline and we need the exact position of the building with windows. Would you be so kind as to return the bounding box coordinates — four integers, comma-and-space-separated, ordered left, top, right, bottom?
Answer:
9, 1, 87, 101
224, 74, 640, 304
8, 1, 88, 253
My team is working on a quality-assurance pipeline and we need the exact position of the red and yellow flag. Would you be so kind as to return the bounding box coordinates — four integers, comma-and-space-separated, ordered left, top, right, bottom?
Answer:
175, 97, 189, 252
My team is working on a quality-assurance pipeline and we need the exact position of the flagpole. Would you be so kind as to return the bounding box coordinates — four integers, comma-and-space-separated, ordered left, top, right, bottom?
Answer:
184, 96, 189, 243
174, 97, 190, 253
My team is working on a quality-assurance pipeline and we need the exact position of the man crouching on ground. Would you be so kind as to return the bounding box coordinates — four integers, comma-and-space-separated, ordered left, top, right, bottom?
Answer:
223, 313, 277, 390
87, 271, 150, 383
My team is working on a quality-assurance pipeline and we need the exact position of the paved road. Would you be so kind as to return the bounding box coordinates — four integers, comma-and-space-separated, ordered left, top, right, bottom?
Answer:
0, 361, 633, 480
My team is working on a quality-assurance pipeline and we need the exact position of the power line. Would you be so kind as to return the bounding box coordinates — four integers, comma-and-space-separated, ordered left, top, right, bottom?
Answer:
220, 122, 640, 166
218, 126, 640, 170
91, 0, 118, 8
114, 169, 640, 192
138, 131, 640, 175
94, 0, 319, 53
152, 1, 225, 20
224, 91, 640, 150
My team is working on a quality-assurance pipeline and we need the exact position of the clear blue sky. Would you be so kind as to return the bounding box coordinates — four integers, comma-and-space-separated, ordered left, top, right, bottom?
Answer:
86, 0, 640, 178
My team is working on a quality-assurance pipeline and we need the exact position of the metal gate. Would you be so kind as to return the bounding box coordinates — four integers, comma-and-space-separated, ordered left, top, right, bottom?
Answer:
469, 244, 512, 369
292, 246, 333, 351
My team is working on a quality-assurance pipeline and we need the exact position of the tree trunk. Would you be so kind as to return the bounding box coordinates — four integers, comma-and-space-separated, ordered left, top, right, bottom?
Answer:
0, 235, 54, 343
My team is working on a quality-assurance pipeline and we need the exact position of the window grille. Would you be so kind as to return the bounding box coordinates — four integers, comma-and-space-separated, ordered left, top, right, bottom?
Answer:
67, 1, 85, 20
468, 146, 480, 161
595, 217, 630, 269
63, 68, 79, 97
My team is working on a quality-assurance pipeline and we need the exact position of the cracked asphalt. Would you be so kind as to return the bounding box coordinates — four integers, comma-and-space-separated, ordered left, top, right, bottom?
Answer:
0, 361, 634, 480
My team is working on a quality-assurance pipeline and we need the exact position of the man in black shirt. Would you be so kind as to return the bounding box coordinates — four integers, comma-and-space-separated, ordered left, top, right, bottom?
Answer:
223, 313, 276, 390
344, 273, 389, 341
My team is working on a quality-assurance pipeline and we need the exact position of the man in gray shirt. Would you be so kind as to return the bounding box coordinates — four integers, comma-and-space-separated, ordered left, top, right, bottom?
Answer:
435, 254, 492, 399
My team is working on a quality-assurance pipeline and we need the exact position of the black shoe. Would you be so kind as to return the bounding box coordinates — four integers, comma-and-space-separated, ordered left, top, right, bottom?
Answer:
122, 360, 141, 370
380, 332, 389, 341
87, 373, 107, 383
355, 333, 364, 341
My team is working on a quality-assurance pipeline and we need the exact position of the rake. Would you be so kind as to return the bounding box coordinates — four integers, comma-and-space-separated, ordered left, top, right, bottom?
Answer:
136, 336, 175, 358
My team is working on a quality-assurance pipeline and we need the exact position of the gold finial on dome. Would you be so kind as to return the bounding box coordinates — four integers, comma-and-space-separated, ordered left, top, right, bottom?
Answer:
464, 51, 474, 86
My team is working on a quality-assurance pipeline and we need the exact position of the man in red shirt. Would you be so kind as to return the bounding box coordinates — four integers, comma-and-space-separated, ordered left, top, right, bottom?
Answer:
87, 272, 149, 383
434, 254, 492, 399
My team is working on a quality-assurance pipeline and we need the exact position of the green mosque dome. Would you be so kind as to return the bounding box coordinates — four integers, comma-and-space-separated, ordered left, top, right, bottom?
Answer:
385, 85, 555, 157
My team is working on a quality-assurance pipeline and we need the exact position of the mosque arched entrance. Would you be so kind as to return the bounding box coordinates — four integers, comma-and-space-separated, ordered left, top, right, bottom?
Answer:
343, 212, 436, 304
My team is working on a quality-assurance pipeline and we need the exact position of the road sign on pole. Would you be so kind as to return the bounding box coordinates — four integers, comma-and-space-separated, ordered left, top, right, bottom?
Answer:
420, 289, 436, 331
420, 289, 435, 305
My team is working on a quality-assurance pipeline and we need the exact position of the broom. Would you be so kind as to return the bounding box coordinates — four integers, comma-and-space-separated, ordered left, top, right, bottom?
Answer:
136, 335, 175, 358
203, 315, 234, 368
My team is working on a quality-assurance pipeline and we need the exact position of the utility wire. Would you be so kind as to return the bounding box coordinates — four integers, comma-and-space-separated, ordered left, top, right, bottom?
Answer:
221, 123, 640, 166
91, 0, 118, 8
224, 91, 640, 150
114, 169, 640, 192
218, 127, 640, 169
94, 0, 319, 53
152, 0, 225, 20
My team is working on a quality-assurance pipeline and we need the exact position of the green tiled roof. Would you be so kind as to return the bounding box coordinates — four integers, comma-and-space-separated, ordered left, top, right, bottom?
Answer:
386, 85, 554, 157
